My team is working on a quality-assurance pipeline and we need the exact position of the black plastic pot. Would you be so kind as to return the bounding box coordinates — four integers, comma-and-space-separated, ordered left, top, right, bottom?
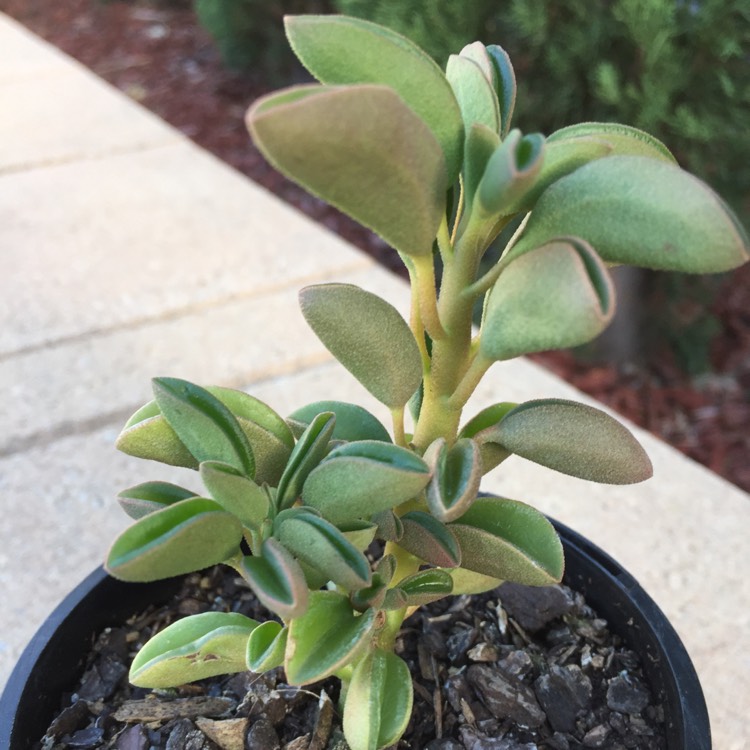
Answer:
0, 520, 710, 749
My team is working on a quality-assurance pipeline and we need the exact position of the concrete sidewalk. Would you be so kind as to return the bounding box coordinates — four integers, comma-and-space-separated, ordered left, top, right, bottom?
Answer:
1, 13, 748, 747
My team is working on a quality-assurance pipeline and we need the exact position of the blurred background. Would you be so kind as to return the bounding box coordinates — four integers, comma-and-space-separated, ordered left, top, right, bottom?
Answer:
2, 0, 748, 491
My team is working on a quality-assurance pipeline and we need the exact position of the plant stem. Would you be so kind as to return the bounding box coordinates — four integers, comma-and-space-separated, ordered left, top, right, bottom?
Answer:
448, 352, 492, 409
412, 254, 446, 341
391, 406, 406, 447
412, 225, 485, 451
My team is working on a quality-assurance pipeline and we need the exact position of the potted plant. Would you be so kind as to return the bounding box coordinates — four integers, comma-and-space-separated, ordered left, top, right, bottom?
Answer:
2, 14, 747, 750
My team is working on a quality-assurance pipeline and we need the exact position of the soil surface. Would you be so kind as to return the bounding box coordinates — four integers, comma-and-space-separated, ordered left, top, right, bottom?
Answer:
38, 566, 666, 750
3, 0, 749, 492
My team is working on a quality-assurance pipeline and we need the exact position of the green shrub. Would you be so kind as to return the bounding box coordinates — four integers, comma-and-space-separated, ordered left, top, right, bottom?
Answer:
193, 0, 330, 74
331, 0, 496, 65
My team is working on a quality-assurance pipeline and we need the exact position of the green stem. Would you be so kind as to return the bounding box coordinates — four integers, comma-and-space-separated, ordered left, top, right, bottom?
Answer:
412, 225, 485, 451
436, 213, 453, 265
448, 352, 492, 410
391, 406, 406, 447
465, 212, 530, 298
412, 254, 446, 341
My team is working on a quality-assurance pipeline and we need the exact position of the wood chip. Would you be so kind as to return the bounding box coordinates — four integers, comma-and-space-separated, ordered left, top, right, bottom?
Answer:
113, 696, 235, 723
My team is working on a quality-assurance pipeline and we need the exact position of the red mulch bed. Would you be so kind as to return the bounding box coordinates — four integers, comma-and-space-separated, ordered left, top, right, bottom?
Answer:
4, 0, 749, 492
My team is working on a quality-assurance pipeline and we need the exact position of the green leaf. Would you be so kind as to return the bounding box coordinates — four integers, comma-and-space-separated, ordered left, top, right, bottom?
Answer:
247, 83, 447, 257
199, 461, 270, 529
399, 511, 461, 568
481, 239, 615, 361
350, 572, 388, 612
117, 386, 293, 483
486, 44, 517, 138
446, 54, 500, 135
424, 438, 481, 522
512, 156, 750, 273
458, 402, 517, 474
463, 123, 501, 212
152, 378, 255, 477
276, 513, 372, 591
396, 568, 453, 606
287, 401, 391, 443
490, 398, 653, 484
246, 621, 287, 673
206, 386, 293, 486
445, 567, 502, 595
106, 498, 243, 582
343, 650, 413, 750
340, 520, 378, 551
276, 411, 335, 511
285, 591, 376, 684
117, 481, 197, 520
373, 510, 404, 542
241, 538, 309, 620
502, 135, 613, 215
129, 612, 258, 688
548, 122, 676, 163
299, 284, 422, 409
284, 14, 463, 184
302, 441, 431, 525
476, 129, 545, 217
116, 401, 197, 469
448, 496, 563, 585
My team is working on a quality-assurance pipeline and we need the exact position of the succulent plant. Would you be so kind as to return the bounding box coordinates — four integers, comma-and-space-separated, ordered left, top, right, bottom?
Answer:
107, 15, 749, 750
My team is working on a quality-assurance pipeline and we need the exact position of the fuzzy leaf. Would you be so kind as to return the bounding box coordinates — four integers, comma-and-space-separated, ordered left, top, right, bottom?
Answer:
246, 621, 287, 673
343, 650, 413, 750
299, 284, 422, 409
341, 520, 379, 551
284, 14, 463, 183
512, 156, 750, 273
463, 123, 501, 211
458, 403, 517, 474
285, 591, 376, 684
481, 239, 615, 361
476, 129, 545, 217
117, 386, 292, 483
117, 481, 197, 520
241, 538, 309, 620
491, 399, 653, 484
302, 441, 431, 524
399, 511, 461, 568
373, 510, 404, 542
276, 513, 372, 591
547, 122, 676, 163
287, 400, 391, 443
445, 567, 503, 595
116, 401, 197, 469
276, 411, 335, 510
446, 54, 500, 135
129, 612, 258, 688
449, 496, 563, 585
205, 386, 293, 485
424, 438, 482, 522
152, 378, 255, 477
502, 135, 613, 215
396, 568, 453, 606
106, 498, 243, 582
350, 572, 388, 612
199, 461, 270, 529
485, 44, 517, 137
248, 84, 447, 257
